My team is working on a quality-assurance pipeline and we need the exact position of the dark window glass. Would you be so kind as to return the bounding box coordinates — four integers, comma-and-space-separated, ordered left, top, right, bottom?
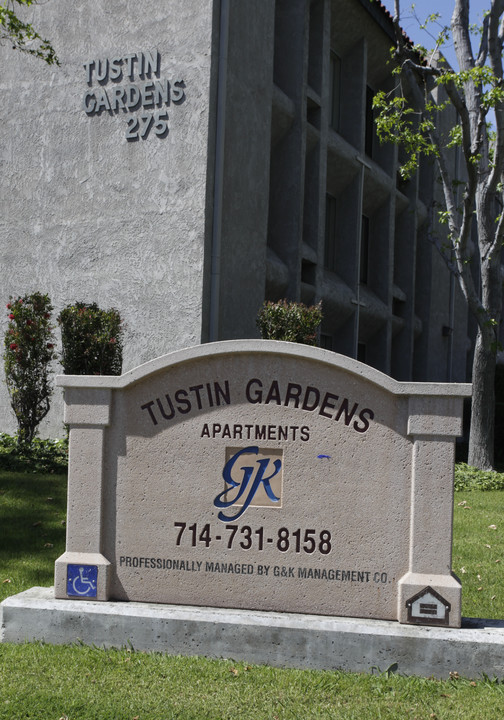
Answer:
330, 52, 341, 132
360, 215, 370, 284
320, 333, 333, 351
365, 86, 374, 157
324, 194, 338, 271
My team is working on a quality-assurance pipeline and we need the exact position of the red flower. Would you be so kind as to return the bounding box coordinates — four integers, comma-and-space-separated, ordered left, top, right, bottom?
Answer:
9, 343, 17, 350
109, 337, 116, 344
47, 343, 54, 349
6, 303, 11, 309
8, 313, 14, 320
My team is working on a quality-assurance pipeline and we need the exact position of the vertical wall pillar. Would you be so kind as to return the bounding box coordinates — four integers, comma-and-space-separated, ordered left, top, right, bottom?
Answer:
397, 396, 464, 627
54, 387, 112, 601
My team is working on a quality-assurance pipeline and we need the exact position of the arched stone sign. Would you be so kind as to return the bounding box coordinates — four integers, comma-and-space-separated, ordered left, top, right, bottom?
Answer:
54, 340, 471, 627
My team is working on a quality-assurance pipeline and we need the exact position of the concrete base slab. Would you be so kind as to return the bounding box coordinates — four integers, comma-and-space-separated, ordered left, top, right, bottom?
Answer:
2, 587, 504, 679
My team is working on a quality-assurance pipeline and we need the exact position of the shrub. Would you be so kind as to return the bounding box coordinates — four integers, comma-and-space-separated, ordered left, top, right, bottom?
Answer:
0, 432, 68, 473
256, 300, 322, 346
58, 302, 123, 375
3, 293, 57, 443
454, 463, 504, 492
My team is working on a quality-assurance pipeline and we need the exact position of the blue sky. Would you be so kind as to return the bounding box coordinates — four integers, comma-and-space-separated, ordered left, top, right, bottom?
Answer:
378, 0, 492, 69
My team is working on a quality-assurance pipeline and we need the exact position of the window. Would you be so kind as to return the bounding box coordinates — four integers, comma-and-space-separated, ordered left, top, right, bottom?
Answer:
320, 333, 333, 351
329, 52, 341, 132
324, 194, 338, 271
365, 86, 374, 157
360, 215, 370, 284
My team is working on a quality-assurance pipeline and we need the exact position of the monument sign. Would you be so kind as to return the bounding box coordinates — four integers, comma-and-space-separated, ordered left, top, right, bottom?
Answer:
54, 340, 471, 628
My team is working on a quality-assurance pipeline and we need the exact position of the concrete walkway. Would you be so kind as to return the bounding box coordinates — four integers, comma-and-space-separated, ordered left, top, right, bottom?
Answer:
2, 587, 504, 679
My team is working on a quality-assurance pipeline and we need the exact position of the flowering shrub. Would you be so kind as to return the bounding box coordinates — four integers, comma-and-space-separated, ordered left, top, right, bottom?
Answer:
256, 300, 323, 346
58, 302, 123, 375
3, 293, 57, 443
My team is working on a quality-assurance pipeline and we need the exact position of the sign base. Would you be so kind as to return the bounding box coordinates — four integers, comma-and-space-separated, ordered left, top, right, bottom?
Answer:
1, 587, 503, 680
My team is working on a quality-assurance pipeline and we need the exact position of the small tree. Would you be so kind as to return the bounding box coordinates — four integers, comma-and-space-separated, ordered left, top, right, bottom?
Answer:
256, 300, 323, 345
3, 292, 57, 443
371, 0, 504, 469
58, 302, 123, 376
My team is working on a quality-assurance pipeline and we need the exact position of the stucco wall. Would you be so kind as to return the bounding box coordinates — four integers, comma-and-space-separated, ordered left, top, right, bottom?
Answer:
0, 0, 217, 435
215, 1, 275, 342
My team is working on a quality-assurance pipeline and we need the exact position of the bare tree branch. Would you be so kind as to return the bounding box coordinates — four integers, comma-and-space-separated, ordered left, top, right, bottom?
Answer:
485, 1, 504, 203
452, 0, 474, 71
476, 13, 490, 67
488, 0, 504, 78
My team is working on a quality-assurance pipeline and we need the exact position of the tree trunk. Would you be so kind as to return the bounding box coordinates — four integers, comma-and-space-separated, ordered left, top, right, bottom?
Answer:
468, 328, 496, 469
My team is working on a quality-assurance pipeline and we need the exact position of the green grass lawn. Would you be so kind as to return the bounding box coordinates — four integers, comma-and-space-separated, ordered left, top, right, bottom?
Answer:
1, 471, 504, 719
0, 471, 67, 601
453, 490, 504, 620
2, 643, 504, 720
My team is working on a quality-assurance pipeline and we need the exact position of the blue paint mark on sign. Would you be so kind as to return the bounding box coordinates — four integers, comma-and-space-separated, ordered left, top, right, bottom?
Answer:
67, 564, 98, 597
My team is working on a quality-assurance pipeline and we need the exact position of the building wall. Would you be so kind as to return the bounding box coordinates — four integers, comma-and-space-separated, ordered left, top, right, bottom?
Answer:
264, 0, 470, 382
0, 0, 473, 437
206, 1, 276, 343
0, 0, 218, 435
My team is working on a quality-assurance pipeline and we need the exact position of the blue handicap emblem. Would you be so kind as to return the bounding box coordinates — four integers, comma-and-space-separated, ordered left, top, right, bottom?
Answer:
67, 564, 98, 597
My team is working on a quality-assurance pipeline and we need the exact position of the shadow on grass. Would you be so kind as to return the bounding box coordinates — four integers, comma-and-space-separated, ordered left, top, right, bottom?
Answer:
0, 471, 67, 598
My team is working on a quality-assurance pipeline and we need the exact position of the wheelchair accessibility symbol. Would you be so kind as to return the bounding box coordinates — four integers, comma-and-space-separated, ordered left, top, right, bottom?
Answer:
67, 564, 98, 597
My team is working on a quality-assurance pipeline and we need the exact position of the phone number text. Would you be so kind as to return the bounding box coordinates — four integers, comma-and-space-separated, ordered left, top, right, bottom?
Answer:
174, 522, 332, 554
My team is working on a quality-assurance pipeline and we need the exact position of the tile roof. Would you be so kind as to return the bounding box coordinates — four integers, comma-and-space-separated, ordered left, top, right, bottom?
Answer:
361, 0, 415, 47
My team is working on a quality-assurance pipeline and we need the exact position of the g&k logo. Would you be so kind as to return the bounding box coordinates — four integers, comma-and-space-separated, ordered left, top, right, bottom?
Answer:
213, 446, 283, 522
